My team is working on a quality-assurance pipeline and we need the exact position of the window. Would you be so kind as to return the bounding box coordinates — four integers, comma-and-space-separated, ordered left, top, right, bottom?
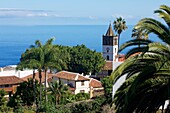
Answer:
115, 48, 116, 53
107, 55, 109, 60
81, 81, 85, 86
5, 85, 9, 87
106, 47, 110, 53
80, 90, 85, 93
114, 39, 118, 45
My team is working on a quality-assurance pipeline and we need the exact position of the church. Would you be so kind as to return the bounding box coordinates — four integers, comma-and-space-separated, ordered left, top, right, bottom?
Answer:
96, 23, 125, 80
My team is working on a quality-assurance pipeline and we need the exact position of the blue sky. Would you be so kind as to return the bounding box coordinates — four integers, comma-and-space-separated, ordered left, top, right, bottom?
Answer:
0, 0, 169, 25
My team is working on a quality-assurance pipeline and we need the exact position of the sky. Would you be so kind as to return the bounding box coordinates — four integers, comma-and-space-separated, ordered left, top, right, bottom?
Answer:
0, 0, 169, 25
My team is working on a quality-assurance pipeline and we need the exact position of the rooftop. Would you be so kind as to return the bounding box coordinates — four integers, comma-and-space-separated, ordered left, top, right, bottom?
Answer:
22, 72, 54, 83
0, 76, 24, 85
103, 61, 113, 70
89, 78, 103, 88
53, 71, 89, 81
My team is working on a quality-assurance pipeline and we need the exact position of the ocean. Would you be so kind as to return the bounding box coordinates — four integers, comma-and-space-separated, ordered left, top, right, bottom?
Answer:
0, 25, 160, 67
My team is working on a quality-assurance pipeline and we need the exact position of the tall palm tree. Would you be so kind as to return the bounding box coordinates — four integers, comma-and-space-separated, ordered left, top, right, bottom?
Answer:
110, 5, 170, 112
18, 38, 68, 110
17, 48, 40, 110
113, 17, 128, 53
29, 38, 66, 108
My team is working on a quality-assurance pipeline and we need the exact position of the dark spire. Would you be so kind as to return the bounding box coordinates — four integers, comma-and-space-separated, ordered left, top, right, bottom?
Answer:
105, 23, 114, 36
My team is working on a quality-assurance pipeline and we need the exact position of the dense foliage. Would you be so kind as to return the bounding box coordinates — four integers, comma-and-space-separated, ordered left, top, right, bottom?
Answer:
8, 79, 40, 107
68, 45, 105, 75
48, 80, 70, 105
101, 76, 113, 104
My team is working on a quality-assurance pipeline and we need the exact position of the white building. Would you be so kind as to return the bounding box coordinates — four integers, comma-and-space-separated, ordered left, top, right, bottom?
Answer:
49, 71, 104, 98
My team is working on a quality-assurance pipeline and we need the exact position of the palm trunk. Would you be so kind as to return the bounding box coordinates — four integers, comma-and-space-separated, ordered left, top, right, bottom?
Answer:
44, 69, 48, 110
117, 33, 120, 57
33, 69, 37, 111
39, 70, 42, 109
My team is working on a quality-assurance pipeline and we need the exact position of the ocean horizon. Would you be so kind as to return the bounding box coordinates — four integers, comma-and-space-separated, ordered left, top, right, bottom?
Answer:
0, 25, 161, 67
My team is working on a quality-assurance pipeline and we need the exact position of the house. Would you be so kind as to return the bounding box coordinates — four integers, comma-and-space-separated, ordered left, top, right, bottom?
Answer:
22, 72, 54, 84
49, 71, 104, 98
89, 78, 104, 98
0, 76, 24, 96
51, 71, 90, 94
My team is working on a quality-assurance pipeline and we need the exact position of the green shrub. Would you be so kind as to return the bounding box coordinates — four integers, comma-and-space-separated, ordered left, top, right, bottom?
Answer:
75, 93, 90, 101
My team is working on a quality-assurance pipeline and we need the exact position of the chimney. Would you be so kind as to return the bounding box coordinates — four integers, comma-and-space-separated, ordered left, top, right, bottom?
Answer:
0, 68, 3, 72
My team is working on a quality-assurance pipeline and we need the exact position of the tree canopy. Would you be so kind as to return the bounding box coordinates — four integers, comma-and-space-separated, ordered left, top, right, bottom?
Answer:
67, 44, 105, 75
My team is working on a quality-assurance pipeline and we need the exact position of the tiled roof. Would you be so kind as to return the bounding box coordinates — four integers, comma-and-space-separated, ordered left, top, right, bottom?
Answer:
105, 23, 114, 36
103, 61, 113, 70
89, 78, 103, 88
0, 76, 24, 85
22, 72, 54, 83
53, 71, 89, 81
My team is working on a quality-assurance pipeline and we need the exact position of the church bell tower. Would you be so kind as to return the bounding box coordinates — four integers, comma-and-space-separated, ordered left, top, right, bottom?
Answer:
102, 23, 118, 61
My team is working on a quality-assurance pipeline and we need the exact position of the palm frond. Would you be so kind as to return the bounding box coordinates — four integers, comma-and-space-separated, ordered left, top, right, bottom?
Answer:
119, 39, 152, 52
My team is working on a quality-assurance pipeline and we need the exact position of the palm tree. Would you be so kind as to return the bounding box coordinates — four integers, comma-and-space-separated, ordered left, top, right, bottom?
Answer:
131, 28, 148, 47
17, 48, 40, 110
113, 17, 128, 53
111, 42, 170, 112
49, 80, 69, 106
110, 5, 170, 112
18, 38, 68, 110
29, 38, 66, 108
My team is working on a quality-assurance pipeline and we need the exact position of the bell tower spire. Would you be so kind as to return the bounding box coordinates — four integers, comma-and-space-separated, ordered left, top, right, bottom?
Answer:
105, 23, 114, 36
102, 23, 118, 62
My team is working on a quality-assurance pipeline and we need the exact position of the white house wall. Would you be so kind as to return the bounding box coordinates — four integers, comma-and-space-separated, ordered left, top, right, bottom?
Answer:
75, 81, 90, 94
112, 61, 126, 100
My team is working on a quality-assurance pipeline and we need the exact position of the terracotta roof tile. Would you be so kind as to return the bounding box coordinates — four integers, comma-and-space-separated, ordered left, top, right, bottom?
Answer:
53, 71, 89, 81
89, 78, 103, 88
0, 76, 24, 85
77, 75, 89, 81
103, 61, 113, 70
22, 72, 54, 83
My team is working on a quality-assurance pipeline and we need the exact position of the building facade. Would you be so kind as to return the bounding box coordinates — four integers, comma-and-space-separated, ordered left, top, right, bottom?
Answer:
0, 76, 24, 96
48, 71, 103, 98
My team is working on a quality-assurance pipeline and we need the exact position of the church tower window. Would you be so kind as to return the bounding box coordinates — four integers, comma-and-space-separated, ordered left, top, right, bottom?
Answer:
107, 55, 109, 60
106, 47, 110, 53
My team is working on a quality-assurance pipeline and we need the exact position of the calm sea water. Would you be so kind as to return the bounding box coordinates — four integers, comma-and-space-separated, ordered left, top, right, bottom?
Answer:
0, 25, 161, 67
